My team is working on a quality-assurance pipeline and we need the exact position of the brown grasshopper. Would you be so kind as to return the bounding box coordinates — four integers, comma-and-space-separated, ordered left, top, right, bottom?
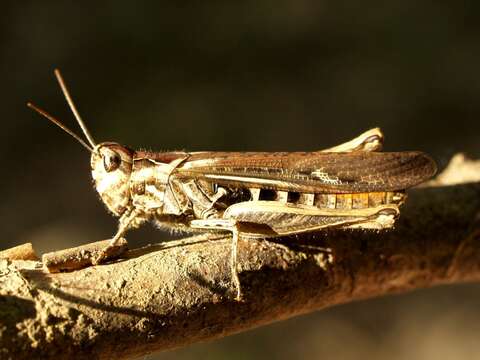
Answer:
29, 70, 437, 300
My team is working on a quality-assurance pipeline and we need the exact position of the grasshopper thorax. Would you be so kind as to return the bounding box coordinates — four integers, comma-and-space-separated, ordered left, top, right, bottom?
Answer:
91, 142, 134, 216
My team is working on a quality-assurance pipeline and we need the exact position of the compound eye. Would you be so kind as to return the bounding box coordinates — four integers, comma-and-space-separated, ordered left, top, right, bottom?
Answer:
103, 152, 121, 172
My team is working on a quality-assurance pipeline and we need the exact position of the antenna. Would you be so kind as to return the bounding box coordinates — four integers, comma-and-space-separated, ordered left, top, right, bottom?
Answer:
27, 102, 93, 153
54, 69, 96, 148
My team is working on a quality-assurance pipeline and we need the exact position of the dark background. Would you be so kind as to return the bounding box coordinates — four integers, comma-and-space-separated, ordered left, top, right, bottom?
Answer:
1, 2, 479, 359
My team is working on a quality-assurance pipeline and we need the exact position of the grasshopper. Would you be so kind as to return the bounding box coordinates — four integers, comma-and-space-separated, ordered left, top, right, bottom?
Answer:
29, 70, 437, 300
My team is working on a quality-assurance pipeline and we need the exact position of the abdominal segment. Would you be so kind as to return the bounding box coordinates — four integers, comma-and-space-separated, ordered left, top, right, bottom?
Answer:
219, 185, 405, 210
216, 187, 404, 235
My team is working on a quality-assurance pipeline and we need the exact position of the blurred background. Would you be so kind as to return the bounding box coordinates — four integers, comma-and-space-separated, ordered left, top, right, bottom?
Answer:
1, 1, 479, 359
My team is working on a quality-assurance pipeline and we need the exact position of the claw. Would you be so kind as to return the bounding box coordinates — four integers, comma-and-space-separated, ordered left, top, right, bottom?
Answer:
91, 238, 128, 265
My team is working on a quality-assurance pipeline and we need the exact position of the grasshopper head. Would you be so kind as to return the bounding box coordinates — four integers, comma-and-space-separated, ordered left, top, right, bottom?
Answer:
91, 143, 134, 216
28, 70, 136, 217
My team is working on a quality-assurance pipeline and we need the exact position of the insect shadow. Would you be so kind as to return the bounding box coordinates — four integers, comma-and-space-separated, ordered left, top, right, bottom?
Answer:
125, 233, 235, 298
0, 295, 37, 322
19, 268, 163, 320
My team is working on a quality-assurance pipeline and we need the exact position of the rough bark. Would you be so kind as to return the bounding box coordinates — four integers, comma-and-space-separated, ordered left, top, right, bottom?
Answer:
1, 154, 479, 360
0, 243, 38, 261
42, 238, 128, 273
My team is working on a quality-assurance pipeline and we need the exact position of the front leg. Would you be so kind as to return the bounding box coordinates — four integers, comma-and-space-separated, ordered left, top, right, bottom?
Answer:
93, 207, 147, 264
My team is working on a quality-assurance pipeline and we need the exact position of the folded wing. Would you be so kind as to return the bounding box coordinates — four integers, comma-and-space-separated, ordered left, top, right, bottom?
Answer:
175, 151, 437, 193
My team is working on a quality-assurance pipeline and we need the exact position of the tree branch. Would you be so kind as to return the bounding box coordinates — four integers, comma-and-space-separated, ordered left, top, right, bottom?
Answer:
1, 154, 480, 360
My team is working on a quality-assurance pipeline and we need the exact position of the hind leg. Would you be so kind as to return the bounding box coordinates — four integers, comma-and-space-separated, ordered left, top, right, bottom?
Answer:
223, 201, 400, 236
190, 219, 242, 301
320, 128, 384, 153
